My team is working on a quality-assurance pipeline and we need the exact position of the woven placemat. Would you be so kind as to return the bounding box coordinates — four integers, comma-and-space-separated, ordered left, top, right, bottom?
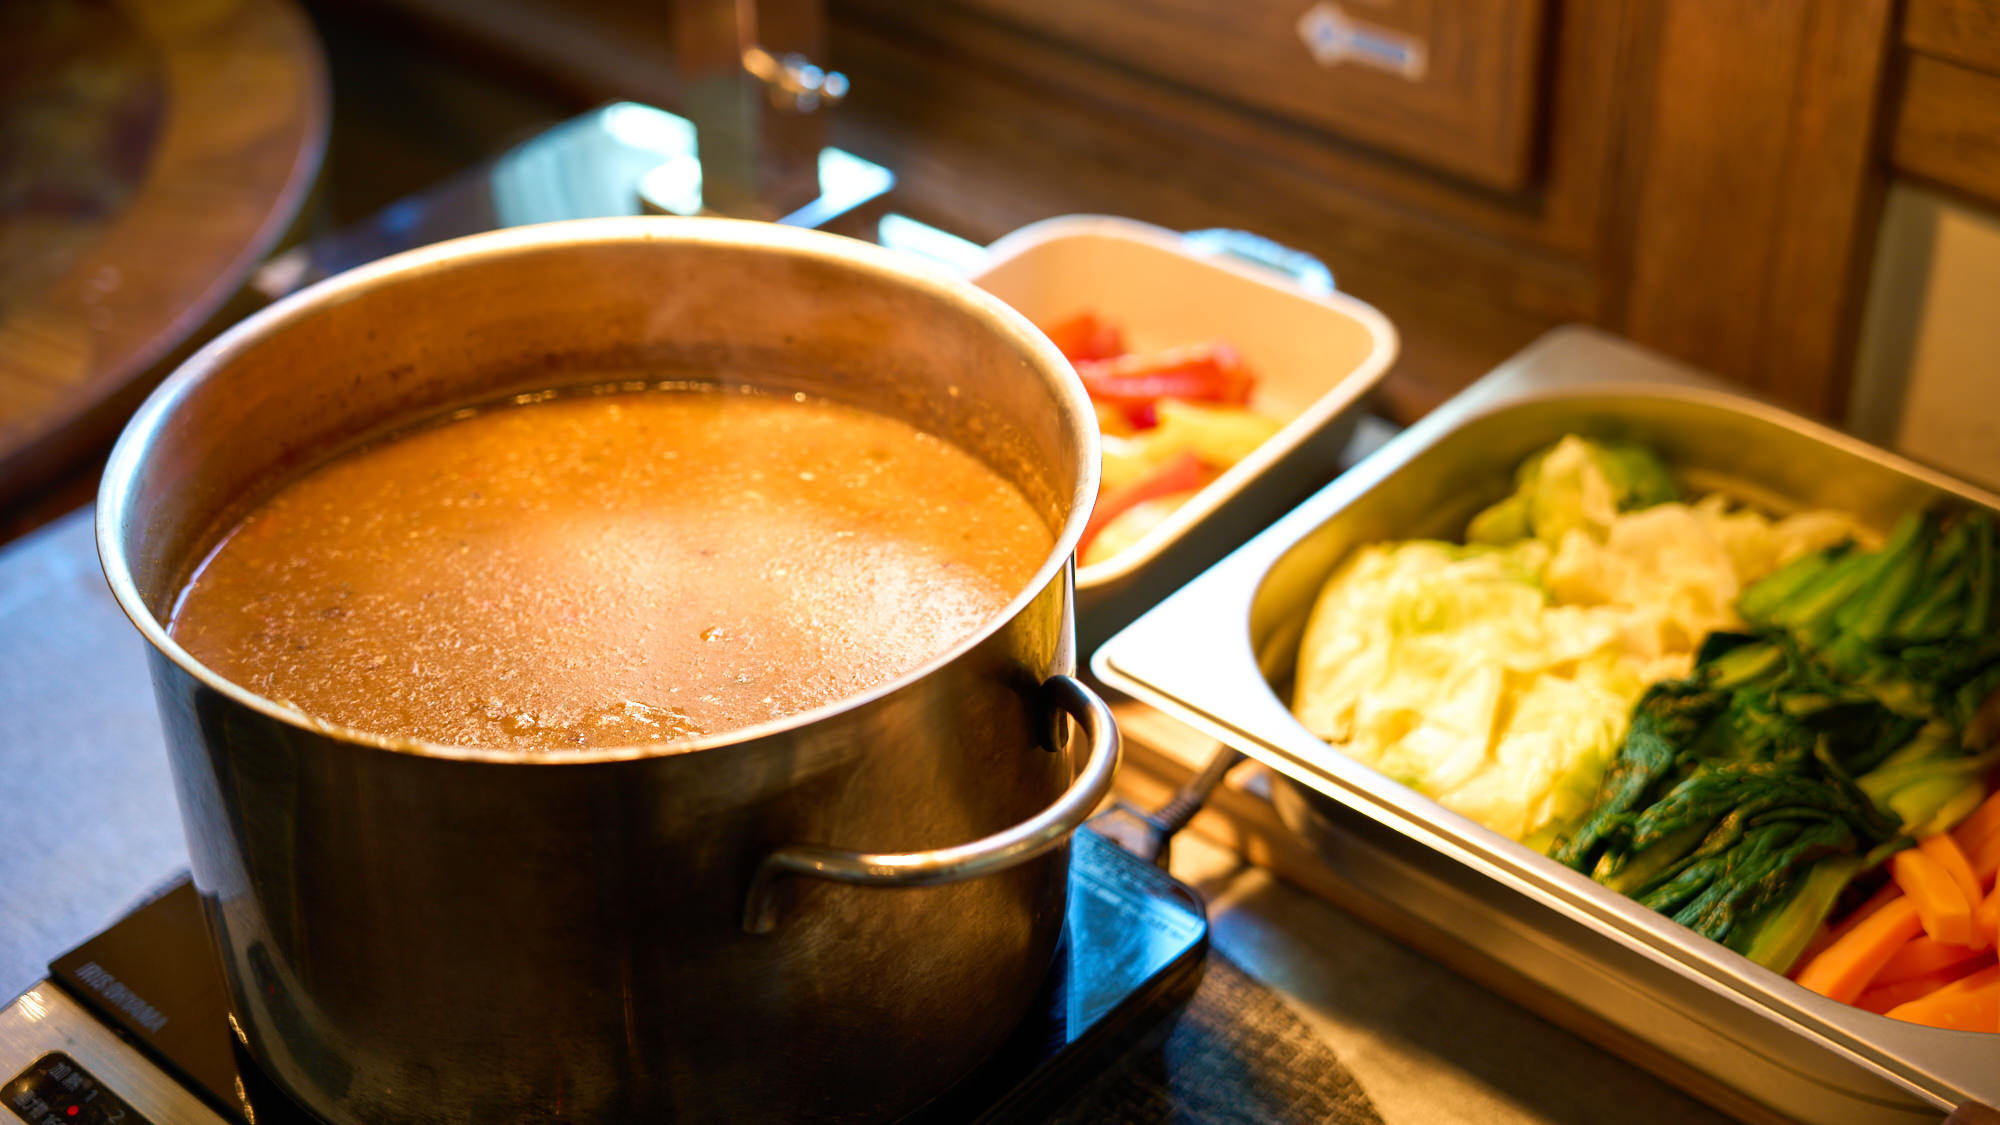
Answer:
1043, 950, 1383, 1125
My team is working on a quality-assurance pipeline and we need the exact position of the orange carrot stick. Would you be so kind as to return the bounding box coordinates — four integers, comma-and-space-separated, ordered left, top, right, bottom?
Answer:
1875, 935, 1991, 986
1953, 786, 2000, 860
1893, 848, 1979, 948
1795, 897, 1926, 1004
1882, 963, 2000, 1031
1793, 880, 1904, 978
1793, 924, 1838, 972
1980, 881, 2000, 949
1923, 834, 1987, 902
1967, 821, 2000, 887
1857, 956, 1996, 1014
1920, 835, 1992, 950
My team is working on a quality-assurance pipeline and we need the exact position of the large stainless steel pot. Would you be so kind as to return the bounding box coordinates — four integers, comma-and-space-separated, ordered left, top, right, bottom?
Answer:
96, 218, 1118, 1124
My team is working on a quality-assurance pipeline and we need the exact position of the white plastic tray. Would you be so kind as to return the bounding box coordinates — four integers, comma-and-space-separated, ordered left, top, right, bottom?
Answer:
966, 215, 1398, 653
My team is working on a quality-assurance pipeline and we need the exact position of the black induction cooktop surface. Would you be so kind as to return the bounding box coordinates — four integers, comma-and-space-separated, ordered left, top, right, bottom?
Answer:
39, 826, 1206, 1124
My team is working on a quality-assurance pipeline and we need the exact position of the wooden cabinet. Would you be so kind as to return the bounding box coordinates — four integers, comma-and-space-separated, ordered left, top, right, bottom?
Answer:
326, 0, 1912, 425
1906, 0, 2000, 74
827, 0, 1898, 423
946, 0, 1547, 191
1894, 0, 2000, 211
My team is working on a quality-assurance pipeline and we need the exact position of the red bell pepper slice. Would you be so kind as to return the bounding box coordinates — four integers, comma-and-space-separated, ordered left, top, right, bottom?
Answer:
1042, 313, 1126, 363
1122, 401, 1159, 430
1078, 450, 1206, 561
1076, 342, 1255, 428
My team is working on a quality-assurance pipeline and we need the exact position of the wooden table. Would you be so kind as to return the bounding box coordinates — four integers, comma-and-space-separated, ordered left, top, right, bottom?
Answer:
0, 0, 326, 529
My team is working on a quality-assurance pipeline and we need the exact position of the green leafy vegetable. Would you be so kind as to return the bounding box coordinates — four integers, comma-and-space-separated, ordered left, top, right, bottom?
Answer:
1557, 508, 2000, 971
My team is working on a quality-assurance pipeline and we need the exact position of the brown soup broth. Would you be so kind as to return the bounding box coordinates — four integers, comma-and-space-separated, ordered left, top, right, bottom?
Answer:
167, 381, 1055, 751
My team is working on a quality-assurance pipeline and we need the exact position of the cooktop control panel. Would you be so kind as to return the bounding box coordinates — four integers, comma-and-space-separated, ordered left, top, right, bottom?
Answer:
0, 988, 224, 1125
6, 1051, 151, 1125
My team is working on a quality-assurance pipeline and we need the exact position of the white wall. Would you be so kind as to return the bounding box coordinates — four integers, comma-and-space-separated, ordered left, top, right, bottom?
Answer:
1850, 184, 2000, 491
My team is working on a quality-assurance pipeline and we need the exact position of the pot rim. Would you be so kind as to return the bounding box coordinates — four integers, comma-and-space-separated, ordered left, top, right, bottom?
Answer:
96, 216, 1101, 765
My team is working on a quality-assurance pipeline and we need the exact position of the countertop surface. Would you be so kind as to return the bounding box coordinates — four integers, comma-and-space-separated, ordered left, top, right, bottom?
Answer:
0, 503, 1733, 1125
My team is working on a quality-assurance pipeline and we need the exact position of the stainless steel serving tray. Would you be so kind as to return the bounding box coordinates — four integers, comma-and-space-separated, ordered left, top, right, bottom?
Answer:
1093, 326, 2000, 1122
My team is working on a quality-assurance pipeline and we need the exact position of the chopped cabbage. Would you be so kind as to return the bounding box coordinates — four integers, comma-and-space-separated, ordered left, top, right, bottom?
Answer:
1292, 438, 1868, 848
1467, 436, 1677, 547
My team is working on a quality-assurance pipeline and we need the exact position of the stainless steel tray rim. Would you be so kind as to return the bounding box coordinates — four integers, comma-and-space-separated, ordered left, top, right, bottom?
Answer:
1459, 379, 2000, 513
1100, 655, 1978, 1111
1093, 327, 2000, 1111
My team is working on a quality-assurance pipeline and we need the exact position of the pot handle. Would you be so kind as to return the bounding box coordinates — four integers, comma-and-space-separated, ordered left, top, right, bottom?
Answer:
741, 674, 1121, 934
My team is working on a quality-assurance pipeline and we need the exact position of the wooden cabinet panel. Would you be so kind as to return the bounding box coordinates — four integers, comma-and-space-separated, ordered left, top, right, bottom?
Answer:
1892, 53, 2000, 210
333, 0, 1900, 423
1611, 0, 1894, 418
1906, 0, 2000, 76
943, 0, 1546, 191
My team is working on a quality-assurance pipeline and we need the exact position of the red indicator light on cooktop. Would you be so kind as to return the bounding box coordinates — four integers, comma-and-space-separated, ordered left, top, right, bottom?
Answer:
6, 1052, 157, 1125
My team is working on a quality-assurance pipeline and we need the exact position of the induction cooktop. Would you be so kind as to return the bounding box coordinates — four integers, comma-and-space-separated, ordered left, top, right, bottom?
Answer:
1, 826, 1206, 1124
